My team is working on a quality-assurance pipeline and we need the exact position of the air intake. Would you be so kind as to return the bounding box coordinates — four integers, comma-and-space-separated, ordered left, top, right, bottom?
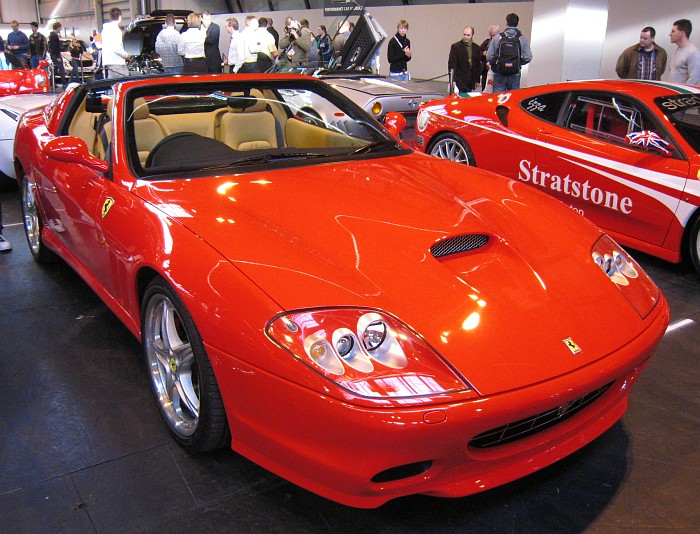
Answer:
430, 234, 489, 259
496, 105, 509, 127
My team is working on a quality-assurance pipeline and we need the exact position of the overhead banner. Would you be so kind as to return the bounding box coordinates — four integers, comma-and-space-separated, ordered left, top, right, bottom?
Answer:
324, 0, 364, 17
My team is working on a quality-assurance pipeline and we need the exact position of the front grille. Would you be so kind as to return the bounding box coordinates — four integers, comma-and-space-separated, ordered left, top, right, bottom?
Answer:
430, 234, 489, 259
469, 382, 614, 449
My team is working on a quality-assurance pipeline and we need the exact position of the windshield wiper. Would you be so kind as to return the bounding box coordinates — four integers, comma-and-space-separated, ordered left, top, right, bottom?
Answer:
347, 140, 398, 156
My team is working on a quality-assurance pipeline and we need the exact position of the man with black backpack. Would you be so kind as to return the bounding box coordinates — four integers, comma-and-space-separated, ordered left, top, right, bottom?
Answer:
486, 13, 533, 93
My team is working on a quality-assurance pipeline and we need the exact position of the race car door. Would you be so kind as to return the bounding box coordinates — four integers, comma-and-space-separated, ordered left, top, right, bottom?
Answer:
534, 91, 689, 247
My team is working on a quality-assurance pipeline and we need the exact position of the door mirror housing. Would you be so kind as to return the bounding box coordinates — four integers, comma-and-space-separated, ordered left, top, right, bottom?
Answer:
44, 136, 109, 173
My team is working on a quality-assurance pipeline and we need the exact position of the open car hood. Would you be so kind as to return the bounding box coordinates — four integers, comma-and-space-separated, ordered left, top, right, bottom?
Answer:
135, 153, 659, 397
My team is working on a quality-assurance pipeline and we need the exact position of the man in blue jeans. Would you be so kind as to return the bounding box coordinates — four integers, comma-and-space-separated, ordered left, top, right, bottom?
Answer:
486, 13, 533, 92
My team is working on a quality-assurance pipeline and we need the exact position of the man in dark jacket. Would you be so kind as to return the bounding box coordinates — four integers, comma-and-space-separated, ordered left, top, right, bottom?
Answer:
48, 21, 66, 86
449, 26, 482, 93
616, 27, 667, 80
202, 10, 222, 73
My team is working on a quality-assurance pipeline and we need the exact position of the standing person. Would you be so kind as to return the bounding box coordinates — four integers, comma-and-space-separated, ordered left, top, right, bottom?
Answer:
155, 13, 184, 74
239, 15, 261, 73
278, 18, 313, 68
668, 19, 700, 86
7, 20, 30, 67
267, 18, 280, 49
479, 24, 499, 91
48, 22, 66, 87
178, 12, 207, 74
255, 17, 277, 72
0, 201, 10, 252
448, 26, 482, 93
224, 17, 244, 73
68, 38, 83, 84
29, 22, 47, 69
616, 27, 667, 80
202, 10, 222, 74
102, 7, 131, 78
387, 20, 411, 81
315, 25, 332, 67
332, 20, 351, 58
486, 13, 533, 93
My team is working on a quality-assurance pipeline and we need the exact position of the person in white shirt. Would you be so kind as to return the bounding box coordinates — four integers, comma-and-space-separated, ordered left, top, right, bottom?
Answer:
255, 17, 277, 72
225, 17, 244, 73
239, 15, 262, 73
101, 7, 131, 78
669, 18, 700, 86
178, 12, 207, 74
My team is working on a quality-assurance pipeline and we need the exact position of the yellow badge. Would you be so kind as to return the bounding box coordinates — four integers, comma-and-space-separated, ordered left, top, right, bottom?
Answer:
102, 197, 115, 219
563, 338, 581, 355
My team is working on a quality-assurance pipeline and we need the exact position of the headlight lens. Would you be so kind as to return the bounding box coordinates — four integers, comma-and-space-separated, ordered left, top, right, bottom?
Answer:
591, 235, 659, 318
267, 308, 472, 398
371, 101, 382, 116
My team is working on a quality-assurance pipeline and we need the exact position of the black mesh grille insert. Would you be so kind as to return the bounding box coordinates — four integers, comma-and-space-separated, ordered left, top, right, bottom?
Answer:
430, 234, 489, 259
496, 105, 509, 127
469, 382, 614, 449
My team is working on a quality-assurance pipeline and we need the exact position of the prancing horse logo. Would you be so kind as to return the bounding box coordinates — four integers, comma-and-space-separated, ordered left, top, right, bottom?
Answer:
102, 197, 115, 219
563, 338, 581, 354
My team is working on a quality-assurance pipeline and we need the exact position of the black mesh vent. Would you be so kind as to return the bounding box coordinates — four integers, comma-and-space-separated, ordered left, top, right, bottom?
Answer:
430, 234, 489, 259
469, 382, 614, 449
496, 105, 509, 127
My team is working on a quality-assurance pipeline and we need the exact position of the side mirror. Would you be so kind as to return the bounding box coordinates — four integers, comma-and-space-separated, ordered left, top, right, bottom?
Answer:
384, 111, 407, 138
625, 130, 673, 157
44, 136, 109, 173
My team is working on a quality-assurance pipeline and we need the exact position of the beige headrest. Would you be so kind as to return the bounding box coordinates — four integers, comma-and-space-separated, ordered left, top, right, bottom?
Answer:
132, 97, 150, 120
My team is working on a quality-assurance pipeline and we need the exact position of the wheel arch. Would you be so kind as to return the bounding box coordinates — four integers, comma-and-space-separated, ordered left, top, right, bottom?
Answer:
425, 130, 477, 166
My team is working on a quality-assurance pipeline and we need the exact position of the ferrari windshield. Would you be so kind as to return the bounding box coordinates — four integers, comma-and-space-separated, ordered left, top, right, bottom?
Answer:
124, 79, 405, 177
655, 94, 700, 153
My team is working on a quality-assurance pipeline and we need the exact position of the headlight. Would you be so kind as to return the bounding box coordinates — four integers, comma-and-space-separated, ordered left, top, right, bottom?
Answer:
267, 308, 472, 398
371, 101, 382, 116
591, 235, 659, 318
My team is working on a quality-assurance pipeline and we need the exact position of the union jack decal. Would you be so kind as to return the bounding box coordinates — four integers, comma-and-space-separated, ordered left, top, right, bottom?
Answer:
625, 130, 671, 156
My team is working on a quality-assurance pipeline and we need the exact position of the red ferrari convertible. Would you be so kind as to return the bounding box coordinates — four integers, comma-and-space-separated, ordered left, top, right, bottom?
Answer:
14, 75, 669, 507
414, 80, 700, 273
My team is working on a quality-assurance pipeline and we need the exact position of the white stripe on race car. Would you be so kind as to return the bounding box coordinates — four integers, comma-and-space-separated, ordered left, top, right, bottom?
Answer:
561, 157, 696, 226
439, 113, 698, 201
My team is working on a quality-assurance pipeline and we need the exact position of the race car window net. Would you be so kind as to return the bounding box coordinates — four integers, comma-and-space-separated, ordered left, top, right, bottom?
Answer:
565, 93, 677, 156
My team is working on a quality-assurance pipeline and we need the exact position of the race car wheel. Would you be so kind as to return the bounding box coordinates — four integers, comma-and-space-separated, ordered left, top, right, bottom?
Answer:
142, 278, 229, 452
686, 215, 700, 275
21, 175, 55, 262
428, 133, 475, 165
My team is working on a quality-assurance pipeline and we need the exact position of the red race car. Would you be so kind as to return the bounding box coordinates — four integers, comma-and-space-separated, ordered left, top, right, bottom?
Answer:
0, 60, 50, 96
414, 80, 700, 273
14, 75, 668, 508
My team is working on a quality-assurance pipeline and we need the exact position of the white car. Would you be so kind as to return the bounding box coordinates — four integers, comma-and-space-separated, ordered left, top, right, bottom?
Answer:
0, 94, 56, 188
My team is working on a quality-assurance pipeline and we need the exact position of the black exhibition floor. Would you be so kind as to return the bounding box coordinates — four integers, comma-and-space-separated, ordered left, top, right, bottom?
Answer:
0, 188, 698, 533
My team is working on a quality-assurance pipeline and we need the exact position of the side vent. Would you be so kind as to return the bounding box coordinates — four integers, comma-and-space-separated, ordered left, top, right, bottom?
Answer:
496, 105, 509, 127
430, 234, 489, 259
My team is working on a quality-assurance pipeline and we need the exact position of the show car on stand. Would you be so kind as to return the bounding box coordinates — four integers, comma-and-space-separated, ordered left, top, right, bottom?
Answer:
14, 74, 668, 508
414, 80, 700, 273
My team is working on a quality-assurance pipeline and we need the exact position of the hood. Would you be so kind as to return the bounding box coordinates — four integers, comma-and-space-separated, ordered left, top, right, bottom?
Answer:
134, 154, 657, 396
327, 76, 443, 98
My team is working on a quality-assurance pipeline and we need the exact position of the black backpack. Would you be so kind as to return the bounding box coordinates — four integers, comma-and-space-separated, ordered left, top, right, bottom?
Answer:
493, 29, 521, 75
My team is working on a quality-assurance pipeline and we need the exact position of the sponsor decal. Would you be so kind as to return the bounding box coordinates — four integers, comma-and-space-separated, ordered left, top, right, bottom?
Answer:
101, 197, 114, 219
525, 98, 546, 113
518, 160, 634, 214
656, 94, 700, 112
497, 93, 511, 104
625, 130, 671, 155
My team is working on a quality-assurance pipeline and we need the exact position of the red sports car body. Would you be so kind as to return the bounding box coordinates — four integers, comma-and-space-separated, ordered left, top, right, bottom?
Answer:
0, 62, 50, 96
14, 75, 669, 508
414, 80, 700, 273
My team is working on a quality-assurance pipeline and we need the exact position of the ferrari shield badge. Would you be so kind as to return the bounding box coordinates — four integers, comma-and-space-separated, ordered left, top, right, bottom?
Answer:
563, 338, 581, 355
102, 197, 115, 219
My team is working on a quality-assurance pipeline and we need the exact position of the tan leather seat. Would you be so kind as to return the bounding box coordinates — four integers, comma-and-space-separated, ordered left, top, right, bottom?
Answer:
132, 97, 168, 165
218, 92, 279, 151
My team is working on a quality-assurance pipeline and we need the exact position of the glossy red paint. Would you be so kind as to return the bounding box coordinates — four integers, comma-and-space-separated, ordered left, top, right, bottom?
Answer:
414, 80, 700, 271
0, 64, 50, 96
13, 75, 670, 507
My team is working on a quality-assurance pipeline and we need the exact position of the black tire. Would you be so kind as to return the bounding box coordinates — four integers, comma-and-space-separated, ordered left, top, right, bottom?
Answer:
428, 133, 476, 166
21, 175, 56, 262
685, 214, 700, 276
141, 277, 230, 452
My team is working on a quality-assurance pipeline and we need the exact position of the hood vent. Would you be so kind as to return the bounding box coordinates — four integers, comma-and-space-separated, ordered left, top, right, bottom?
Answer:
496, 105, 509, 127
430, 234, 489, 259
